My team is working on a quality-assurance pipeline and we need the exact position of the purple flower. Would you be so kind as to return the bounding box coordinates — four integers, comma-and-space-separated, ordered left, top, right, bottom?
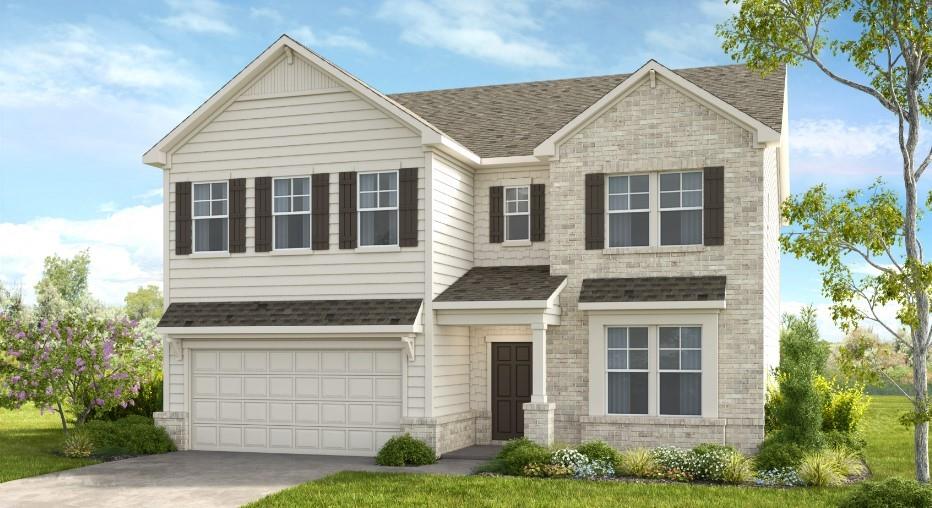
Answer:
75, 358, 85, 368
8, 350, 21, 358
10, 375, 20, 384
119, 401, 127, 408
113, 387, 122, 398
102, 340, 114, 361
45, 386, 53, 395
52, 368, 63, 377
16, 391, 26, 401
14, 332, 25, 340
94, 398, 105, 407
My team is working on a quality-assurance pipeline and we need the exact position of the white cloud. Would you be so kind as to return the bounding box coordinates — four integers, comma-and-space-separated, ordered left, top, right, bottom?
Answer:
249, 7, 283, 23
792, 118, 898, 158
0, 205, 163, 306
377, 0, 569, 68
635, 2, 736, 68
290, 26, 373, 54
160, 0, 235, 34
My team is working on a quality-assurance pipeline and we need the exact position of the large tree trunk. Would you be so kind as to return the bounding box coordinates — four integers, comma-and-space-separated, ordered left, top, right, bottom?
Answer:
914, 342, 929, 482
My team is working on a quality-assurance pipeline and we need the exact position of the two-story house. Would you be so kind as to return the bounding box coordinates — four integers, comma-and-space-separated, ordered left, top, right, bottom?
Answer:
147, 35, 787, 457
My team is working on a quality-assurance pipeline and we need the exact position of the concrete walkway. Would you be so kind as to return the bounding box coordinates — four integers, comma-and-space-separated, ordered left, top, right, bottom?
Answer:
0, 451, 483, 508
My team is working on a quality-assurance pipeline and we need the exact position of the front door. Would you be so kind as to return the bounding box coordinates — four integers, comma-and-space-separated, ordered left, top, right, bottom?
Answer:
491, 342, 532, 441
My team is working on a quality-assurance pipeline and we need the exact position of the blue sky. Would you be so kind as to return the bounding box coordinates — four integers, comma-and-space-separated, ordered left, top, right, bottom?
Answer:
0, 0, 928, 340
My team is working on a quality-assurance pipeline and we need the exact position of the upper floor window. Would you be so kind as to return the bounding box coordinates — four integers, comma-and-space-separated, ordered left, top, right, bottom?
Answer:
607, 175, 649, 247
273, 177, 311, 250
193, 182, 228, 252
607, 326, 649, 415
659, 171, 703, 245
504, 186, 530, 241
659, 326, 702, 416
359, 171, 398, 246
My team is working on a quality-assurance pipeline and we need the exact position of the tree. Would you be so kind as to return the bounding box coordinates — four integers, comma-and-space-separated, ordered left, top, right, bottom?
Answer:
124, 285, 164, 322
0, 282, 27, 320
718, 0, 931, 480
34, 250, 96, 320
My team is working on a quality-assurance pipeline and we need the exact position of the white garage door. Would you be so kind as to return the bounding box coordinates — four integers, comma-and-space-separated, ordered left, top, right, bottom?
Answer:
189, 348, 403, 456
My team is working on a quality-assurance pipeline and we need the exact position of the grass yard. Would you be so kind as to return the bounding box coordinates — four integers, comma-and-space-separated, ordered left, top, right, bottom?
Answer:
247, 395, 918, 508
0, 404, 100, 483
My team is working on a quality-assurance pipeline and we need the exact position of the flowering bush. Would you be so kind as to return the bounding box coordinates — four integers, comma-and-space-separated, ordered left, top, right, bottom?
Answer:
550, 448, 614, 479
649, 447, 696, 482
523, 463, 571, 478
755, 467, 803, 486
690, 444, 738, 482
0, 313, 160, 431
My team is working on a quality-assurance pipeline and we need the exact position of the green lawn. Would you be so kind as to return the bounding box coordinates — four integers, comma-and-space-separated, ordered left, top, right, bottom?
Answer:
0, 404, 100, 483
247, 395, 918, 508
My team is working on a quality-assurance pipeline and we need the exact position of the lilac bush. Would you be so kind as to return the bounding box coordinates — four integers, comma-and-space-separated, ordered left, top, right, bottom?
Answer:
0, 312, 160, 431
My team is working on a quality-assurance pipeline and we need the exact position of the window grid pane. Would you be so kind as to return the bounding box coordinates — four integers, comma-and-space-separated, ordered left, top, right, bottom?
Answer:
193, 182, 228, 252
608, 175, 649, 247
504, 185, 530, 241
658, 325, 702, 416
359, 171, 399, 246
607, 326, 649, 415
659, 171, 702, 246
272, 177, 311, 249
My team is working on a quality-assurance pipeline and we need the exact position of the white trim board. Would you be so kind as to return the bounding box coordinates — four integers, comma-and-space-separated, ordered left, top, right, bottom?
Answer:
579, 301, 726, 311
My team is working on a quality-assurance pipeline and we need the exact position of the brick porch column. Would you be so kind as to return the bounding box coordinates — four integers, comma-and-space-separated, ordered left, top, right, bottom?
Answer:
524, 322, 555, 446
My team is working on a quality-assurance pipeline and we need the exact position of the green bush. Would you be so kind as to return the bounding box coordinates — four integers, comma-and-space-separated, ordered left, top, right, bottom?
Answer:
616, 448, 659, 478
80, 417, 176, 456
823, 429, 866, 452
522, 463, 571, 478
839, 478, 932, 508
722, 452, 755, 484
649, 447, 695, 482
486, 437, 551, 476
375, 434, 436, 466
815, 376, 870, 435
797, 451, 845, 487
755, 435, 805, 470
824, 447, 867, 477
576, 441, 622, 472
690, 444, 738, 482
94, 375, 163, 421
62, 431, 94, 458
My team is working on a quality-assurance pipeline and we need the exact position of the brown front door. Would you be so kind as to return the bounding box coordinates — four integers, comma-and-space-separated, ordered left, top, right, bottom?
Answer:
491, 342, 532, 441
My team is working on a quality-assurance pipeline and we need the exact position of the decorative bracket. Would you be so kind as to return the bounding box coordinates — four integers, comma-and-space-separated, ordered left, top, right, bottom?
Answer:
168, 338, 184, 362
401, 335, 416, 361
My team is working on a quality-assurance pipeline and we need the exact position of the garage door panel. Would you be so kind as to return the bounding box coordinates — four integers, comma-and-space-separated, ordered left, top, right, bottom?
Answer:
190, 348, 402, 456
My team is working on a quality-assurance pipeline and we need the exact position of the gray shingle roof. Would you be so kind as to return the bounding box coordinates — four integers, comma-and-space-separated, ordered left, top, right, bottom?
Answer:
434, 265, 566, 302
579, 276, 726, 303
157, 299, 423, 327
389, 64, 785, 158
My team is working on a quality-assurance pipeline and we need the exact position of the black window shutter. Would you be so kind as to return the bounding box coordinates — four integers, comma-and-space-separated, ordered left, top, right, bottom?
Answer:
255, 177, 272, 252
585, 173, 605, 249
312, 173, 330, 250
175, 181, 192, 255
399, 168, 418, 247
703, 166, 725, 246
339, 171, 357, 249
229, 178, 246, 253
489, 186, 504, 243
530, 183, 545, 242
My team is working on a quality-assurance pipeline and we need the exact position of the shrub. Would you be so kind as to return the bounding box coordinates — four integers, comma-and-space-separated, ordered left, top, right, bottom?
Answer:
772, 309, 829, 449
62, 431, 94, 458
95, 375, 163, 421
825, 447, 867, 477
824, 429, 866, 452
522, 463, 571, 478
490, 438, 550, 476
375, 434, 435, 466
617, 448, 659, 478
815, 377, 870, 435
755, 467, 802, 486
649, 447, 694, 482
722, 452, 755, 484
839, 478, 932, 508
80, 417, 175, 456
690, 444, 737, 482
755, 435, 805, 470
576, 441, 622, 472
798, 451, 845, 487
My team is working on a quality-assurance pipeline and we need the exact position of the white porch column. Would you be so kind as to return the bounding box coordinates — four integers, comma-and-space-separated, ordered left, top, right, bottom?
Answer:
530, 322, 548, 403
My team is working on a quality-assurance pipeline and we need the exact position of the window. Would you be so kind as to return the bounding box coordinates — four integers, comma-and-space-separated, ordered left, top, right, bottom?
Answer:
359, 171, 398, 246
607, 175, 649, 247
273, 177, 310, 249
504, 186, 530, 241
659, 326, 702, 416
193, 182, 228, 252
606, 327, 649, 414
659, 171, 703, 245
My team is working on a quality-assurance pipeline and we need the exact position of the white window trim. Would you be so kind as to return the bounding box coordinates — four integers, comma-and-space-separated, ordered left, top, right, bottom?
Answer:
587, 310, 719, 418
272, 176, 312, 251
192, 180, 229, 254
357, 170, 399, 247
605, 326, 650, 415
503, 184, 530, 242
605, 173, 652, 248
658, 170, 704, 246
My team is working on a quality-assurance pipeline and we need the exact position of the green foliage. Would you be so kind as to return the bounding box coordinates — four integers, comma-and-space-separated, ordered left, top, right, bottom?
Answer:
814, 376, 870, 435
522, 463, 571, 478
576, 441, 622, 472
94, 375, 163, 421
616, 448, 659, 478
124, 285, 164, 321
690, 444, 738, 482
649, 447, 695, 482
769, 308, 829, 448
840, 478, 932, 508
755, 436, 805, 470
34, 250, 98, 321
798, 451, 846, 487
722, 452, 755, 484
374, 434, 435, 467
79, 417, 175, 456
825, 447, 867, 477
61, 431, 94, 458
486, 437, 551, 476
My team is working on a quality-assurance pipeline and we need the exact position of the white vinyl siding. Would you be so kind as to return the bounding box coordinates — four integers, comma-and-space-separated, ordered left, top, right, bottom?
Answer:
431, 153, 474, 299
432, 324, 471, 417
166, 55, 425, 303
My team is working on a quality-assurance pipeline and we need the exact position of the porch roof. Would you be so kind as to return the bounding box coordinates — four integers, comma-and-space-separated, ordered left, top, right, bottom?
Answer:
434, 265, 566, 304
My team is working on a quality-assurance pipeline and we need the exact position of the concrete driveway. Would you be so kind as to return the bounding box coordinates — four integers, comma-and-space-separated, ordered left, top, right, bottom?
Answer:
0, 451, 484, 508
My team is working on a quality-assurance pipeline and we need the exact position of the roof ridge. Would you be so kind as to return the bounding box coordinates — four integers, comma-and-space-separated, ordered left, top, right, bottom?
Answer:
387, 62, 751, 97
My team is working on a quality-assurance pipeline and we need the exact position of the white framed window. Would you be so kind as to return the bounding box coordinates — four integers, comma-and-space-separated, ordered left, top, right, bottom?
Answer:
193, 182, 228, 252
607, 175, 649, 247
359, 170, 398, 246
658, 326, 702, 416
659, 171, 703, 245
606, 326, 649, 415
504, 185, 530, 241
273, 177, 311, 250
